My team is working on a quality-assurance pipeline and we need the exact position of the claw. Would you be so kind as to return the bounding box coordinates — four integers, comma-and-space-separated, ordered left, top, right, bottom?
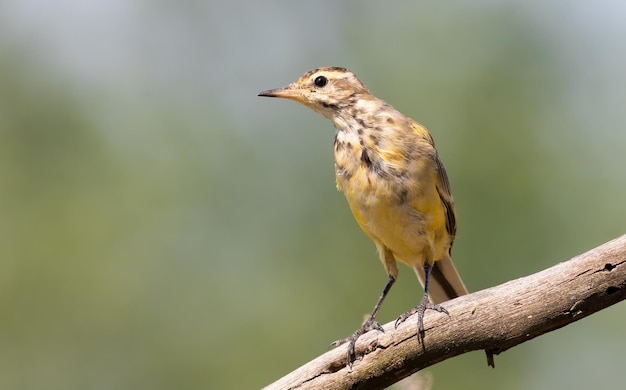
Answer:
395, 295, 449, 345
330, 318, 385, 369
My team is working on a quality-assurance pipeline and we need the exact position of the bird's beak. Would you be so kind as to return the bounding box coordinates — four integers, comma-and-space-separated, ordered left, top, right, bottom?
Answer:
258, 85, 307, 102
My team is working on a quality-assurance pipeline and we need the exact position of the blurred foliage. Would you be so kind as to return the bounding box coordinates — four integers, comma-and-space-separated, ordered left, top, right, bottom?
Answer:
0, 1, 625, 389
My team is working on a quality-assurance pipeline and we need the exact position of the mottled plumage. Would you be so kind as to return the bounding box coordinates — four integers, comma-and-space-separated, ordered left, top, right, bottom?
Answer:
259, 66, 469, 368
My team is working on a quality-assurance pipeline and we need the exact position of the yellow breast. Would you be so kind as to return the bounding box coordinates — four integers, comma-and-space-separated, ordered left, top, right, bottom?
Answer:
333, 113, 451, 266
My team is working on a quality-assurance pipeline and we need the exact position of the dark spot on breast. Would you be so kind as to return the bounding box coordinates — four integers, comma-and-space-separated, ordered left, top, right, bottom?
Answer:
335, 140, 345, 151
345, 142, 353, 150
397, 188, 409, 203
335, 164, 352, 180
372, 162, 390, 179
369, 134, 380, 146
356, 118, 367, 128
361, 148, 388, 178
360, 149, 372, 167
357, 128, 364, 135
388, 166, 406, 178
386, 118, 395, 124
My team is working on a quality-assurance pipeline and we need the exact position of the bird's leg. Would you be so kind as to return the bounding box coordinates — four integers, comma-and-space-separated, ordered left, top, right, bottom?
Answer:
330, 274, 395, 370
395, 263, 449, 346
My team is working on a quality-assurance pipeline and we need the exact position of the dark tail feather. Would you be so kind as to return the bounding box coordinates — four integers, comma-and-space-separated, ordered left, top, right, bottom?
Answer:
415, 255, 468, 304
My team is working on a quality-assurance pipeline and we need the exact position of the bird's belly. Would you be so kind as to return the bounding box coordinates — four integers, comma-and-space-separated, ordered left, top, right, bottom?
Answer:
340, 168, 442, 264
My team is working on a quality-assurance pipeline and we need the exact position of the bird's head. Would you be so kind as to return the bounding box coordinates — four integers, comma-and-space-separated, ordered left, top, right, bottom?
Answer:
258, 66, 370, 120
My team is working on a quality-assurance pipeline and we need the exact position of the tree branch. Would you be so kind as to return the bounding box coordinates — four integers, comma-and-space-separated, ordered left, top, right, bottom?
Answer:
263, 234, 626, 390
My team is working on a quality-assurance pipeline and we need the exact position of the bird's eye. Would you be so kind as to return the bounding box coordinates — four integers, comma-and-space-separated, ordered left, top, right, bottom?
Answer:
314, 76, 328, 88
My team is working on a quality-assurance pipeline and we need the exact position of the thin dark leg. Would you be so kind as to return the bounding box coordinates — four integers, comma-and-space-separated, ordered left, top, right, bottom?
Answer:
423, 262, 433, 295
368, 274, 395, 320
395, 263, 449, 346
331, 274, 395, 369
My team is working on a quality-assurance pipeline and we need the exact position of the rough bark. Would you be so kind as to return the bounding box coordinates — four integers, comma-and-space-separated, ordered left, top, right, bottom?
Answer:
263, 234, 626, 390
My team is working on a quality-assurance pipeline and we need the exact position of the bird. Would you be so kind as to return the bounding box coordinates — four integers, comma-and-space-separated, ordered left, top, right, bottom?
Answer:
258, 66, 472, 369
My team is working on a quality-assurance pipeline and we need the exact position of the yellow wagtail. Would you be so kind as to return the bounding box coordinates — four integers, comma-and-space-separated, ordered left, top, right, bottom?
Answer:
259, 66, 475, 368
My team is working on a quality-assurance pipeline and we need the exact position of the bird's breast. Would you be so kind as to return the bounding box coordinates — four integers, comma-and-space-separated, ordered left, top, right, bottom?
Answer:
333, 127, 417, 205
332, 126, 447, 262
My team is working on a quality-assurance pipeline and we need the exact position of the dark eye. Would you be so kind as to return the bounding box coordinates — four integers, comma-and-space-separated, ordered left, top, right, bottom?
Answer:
314, 75, 328, 88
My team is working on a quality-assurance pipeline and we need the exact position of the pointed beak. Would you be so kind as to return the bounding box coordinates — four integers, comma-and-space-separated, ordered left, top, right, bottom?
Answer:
258, 85, 307, 101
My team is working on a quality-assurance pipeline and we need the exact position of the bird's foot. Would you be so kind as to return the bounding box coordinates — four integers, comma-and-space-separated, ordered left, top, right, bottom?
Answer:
330, 317, 384, 370
395, 295, 448, 345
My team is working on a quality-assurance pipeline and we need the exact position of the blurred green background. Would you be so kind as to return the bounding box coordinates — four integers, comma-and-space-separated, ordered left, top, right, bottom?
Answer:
1, 1, 625, 389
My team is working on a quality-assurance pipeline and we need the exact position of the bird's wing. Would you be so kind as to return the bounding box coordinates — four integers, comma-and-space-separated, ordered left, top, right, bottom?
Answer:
435, 156, 457, 241
409, 120, 457, 241
410, 121, 466, 301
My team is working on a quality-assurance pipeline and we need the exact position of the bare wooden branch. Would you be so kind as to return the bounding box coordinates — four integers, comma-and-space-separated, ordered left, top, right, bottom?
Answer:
263, 234, 626, 390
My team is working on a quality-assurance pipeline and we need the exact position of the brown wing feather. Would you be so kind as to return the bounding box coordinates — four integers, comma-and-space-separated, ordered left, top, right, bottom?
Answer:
410, 120, 457, 246
435, 154, 457, 244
